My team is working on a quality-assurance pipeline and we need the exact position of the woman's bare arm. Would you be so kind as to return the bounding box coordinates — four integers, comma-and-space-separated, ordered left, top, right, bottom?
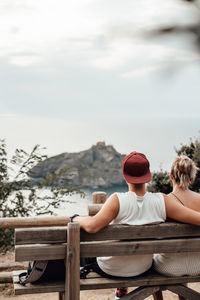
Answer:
164, 194, 200, 226
72, 193, 119, 233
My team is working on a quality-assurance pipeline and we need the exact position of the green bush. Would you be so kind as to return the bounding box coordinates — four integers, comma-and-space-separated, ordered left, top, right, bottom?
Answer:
148, 170, 172, 194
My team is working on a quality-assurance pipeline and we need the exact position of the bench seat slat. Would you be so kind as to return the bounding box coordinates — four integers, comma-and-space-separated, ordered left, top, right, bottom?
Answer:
15, 222, 200, 244
13, 270, 64, 295
15, 237, 200, 261
13, 270, 200, 295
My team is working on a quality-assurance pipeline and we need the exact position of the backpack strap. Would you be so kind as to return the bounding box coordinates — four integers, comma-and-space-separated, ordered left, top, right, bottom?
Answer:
80, 262, 97, 279
18, 261, 48, 285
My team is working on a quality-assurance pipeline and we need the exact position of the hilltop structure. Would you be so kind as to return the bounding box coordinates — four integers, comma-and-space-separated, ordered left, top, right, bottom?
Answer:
29, 142, 126, 188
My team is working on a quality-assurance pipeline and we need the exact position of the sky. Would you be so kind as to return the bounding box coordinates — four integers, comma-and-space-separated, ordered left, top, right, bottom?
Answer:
1, 0, 200, 172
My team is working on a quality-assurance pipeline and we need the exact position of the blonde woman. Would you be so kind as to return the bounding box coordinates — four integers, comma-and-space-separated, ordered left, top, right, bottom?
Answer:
153, 155, 200, 300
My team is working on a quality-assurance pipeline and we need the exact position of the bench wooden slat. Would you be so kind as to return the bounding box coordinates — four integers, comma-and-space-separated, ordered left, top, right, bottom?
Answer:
80, 273, 200, 290
15, 227, 67, 245
15, 244, 66, 261
15, 222, 200, 244
15, 237, 200, 261
13, 271, 64, 295
13, 269, 200, 295
81, 238, 200, 257
0, 272, 13, 283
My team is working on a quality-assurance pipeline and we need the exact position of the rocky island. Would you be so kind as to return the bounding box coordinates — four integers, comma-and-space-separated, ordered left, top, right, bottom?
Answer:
29, 142, 126, 188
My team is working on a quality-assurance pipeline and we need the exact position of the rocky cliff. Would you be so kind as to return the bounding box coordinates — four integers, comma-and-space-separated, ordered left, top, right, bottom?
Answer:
29, 142, 126, 188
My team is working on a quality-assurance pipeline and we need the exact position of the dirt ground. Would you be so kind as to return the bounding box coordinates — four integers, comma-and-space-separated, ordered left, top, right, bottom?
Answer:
1, 251, 200, 300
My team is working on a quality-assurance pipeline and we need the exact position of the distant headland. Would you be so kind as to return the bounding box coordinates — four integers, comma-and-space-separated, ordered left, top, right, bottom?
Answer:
29, 142, 126, 188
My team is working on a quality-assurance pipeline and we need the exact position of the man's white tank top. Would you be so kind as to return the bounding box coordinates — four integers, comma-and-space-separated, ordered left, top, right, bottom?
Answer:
97, 191, 166, 277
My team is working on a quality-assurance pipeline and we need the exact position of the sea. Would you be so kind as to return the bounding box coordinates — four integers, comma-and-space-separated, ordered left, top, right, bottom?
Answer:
55, 185, 128, 216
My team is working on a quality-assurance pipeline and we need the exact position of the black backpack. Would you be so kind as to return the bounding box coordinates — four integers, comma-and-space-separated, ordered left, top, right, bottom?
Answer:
19, 260, 66, 285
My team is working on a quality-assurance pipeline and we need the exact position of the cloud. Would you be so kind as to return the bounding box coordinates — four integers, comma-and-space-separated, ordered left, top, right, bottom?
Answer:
121, 48, 200, 79
0, 0, 198, 69
121, 65, 166, 79
9, 54, 41, 67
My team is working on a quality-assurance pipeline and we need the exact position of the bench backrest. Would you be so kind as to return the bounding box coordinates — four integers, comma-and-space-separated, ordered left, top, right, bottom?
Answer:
15, 221, 200, 262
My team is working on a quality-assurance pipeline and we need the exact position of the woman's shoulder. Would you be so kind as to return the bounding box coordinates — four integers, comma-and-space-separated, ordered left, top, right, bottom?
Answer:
190, 190, 200, 199
188, 190, 200, 210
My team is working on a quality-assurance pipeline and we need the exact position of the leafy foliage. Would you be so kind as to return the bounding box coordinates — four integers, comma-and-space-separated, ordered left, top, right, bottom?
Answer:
148, 137, 200, 194
150, 0, 200, 53
0, 139, 84, 250
147, 170, 172, 194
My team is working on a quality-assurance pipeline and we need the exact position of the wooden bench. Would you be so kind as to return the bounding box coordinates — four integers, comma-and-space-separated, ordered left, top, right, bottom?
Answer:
13, 222, 200, 300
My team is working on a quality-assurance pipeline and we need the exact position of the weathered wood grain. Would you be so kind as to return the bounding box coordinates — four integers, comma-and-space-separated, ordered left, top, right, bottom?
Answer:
15, 222, 200, 244
167, 284, 200, 300
88, 204, 103, 216
15, 236, 200, 261
0, 216, 70, 229
13, 269, 200, 294
14, 280, 64, 295
15, 244, 66, 261
80, 273, 200, 290
92, 192, 106, 204
0, 262, 26, 271
80, 238, 200, 257
66, 223, 80, 300
58, 292, 64, 300
0, 272, 13, 283
15, 227, 67, 245
13, 220, 200, 299
122, 286, 161, 300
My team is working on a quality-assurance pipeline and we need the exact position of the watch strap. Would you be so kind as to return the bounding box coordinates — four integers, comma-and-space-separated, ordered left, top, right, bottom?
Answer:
69, 214, 80, 223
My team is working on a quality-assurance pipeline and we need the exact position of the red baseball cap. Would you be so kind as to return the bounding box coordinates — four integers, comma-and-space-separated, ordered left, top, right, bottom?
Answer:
122, 151, 152, 184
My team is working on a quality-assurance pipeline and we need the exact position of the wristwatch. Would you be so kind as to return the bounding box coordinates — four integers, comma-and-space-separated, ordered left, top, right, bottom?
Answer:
69, 214, 79, 223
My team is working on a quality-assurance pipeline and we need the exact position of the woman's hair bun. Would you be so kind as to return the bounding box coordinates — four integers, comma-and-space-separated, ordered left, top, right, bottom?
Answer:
171, 155, 198, 190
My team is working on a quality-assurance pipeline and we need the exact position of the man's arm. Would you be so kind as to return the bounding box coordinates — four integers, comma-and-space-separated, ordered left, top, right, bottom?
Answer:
164, 194, 200, 225
72, 193, 119, 233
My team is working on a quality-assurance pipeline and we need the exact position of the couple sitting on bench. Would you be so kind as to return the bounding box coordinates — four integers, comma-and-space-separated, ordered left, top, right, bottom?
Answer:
72, 151, 200, 300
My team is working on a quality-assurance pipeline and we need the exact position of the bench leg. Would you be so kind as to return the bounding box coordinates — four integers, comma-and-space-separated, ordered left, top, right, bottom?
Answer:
66, 223, 80, 300
167, 284, 200, 300
120, 286, 160, 300
59, 292, 64, 300
178, 297, 187, 300
153, 290, 163, 300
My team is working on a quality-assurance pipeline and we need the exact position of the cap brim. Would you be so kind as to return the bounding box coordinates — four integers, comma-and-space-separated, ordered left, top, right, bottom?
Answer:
124, 171, 152, 184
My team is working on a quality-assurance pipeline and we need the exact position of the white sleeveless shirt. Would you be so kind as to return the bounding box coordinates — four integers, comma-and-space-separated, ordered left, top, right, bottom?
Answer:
97, 191, 166, 277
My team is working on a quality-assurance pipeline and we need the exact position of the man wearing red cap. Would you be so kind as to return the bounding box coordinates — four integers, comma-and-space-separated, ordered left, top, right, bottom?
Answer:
72, 151, 166, 299
72, 151, 200, 299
